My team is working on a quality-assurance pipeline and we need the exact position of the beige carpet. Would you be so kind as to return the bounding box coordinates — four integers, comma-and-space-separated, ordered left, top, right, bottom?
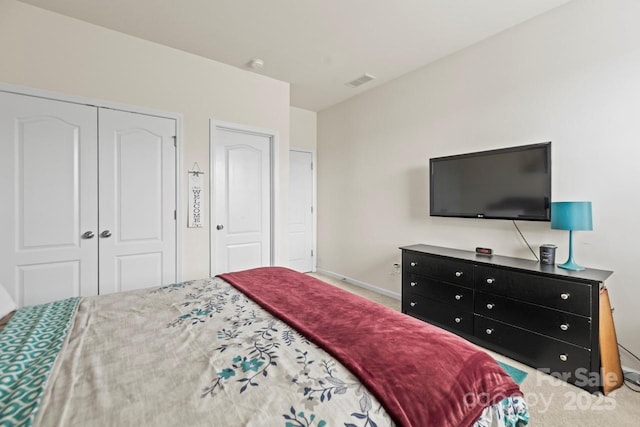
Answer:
309, 272, 640, 426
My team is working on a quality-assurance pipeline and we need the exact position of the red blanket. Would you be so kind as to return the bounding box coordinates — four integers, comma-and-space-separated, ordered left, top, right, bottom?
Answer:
220, 267, 522, 427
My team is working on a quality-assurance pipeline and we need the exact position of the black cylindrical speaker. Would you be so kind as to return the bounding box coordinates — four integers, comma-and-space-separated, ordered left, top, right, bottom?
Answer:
540, 244, 557, 265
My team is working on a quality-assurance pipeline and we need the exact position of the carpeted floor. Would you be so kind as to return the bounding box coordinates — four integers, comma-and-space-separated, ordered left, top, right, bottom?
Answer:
309, 272, 640, 426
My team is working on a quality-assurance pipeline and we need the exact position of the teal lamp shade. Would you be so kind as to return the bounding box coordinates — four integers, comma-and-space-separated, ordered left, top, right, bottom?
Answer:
551, 201, 592, 271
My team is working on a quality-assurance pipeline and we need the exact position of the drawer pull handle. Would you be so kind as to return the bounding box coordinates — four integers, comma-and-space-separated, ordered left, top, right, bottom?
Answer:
455, 294, 462, 301
485, 328, 494, 335
410, 302, 416, 307
410, 282, 417, 287
560, 323, 570, 331
559, 354, 568, 362
486, 303, 494, 310
410, 262, 417, 267
486, 278, 495, 284
454, 317, 461, 323
455, 271, 463, 277
560, 293, 570, 300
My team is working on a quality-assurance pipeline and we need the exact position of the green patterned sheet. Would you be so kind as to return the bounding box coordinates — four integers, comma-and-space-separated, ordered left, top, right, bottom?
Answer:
0, 298, 79, 427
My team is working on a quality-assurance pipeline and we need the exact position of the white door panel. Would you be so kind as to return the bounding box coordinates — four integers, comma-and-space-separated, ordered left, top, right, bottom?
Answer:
116, 252, 163, 293
20, 117, 81, 248
19, 261, 80, 306
227, 243, 263, 273
98, 109, 176, 294
288, 150, 314, 272
212, 126, 271, 274
115, 129, 164, 242
0, 91, 98, 306
227, 145, 264, 234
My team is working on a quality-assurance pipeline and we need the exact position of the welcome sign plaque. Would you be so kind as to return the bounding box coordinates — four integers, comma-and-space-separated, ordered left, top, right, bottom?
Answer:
188, 166, 204, 228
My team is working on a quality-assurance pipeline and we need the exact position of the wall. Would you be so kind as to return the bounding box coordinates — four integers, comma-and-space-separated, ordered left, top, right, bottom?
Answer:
290, 106, 317, 151
317, 0, 640, 357
0, 0, 290, 280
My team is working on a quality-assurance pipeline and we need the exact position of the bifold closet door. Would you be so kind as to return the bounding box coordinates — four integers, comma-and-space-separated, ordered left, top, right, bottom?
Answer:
0, 91, 99, 306
97, 109, 177, 294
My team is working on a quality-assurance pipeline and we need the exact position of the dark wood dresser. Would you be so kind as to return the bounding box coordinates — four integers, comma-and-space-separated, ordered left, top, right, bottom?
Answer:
401, 244, 618, 393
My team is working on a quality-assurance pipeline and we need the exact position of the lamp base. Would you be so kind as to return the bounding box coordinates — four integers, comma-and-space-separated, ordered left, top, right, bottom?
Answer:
558, 259, 586, 271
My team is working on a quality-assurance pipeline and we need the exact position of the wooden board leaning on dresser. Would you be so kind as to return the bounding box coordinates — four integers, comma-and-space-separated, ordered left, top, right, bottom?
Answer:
400, 244, 623, 394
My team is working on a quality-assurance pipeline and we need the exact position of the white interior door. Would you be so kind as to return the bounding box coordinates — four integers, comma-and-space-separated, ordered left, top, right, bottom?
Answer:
288, 150, 314, 272
212, 124, 271, 275
0, 91, 98, 306
98, 109, 177, 294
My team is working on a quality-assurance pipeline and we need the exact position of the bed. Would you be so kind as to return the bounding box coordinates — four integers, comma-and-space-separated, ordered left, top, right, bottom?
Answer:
0, 267, 528, 426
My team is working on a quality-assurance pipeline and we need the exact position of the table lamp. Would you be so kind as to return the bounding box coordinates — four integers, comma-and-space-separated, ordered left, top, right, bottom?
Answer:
551, 201, 592, 271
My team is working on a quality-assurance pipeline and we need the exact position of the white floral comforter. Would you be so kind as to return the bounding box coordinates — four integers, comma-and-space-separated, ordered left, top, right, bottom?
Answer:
0, 276, 528, 426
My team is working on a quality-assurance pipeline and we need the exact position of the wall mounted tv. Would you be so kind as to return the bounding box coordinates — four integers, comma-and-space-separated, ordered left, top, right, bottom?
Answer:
430, 142, 551, 221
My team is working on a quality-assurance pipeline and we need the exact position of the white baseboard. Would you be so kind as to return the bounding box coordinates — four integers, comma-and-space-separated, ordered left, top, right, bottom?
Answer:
315, 268, 401, 300
622, 365, 640, 387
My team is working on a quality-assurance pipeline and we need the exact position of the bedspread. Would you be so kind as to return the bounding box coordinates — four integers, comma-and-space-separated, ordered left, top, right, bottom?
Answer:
221, 268, 523, 427
0, 269, 528, 427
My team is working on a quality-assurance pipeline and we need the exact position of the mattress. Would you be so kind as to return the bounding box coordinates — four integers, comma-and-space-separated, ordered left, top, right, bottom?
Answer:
0, 267, 528, 426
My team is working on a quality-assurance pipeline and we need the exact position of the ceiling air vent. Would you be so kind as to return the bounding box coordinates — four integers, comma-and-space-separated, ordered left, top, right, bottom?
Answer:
345, 73, 376, 88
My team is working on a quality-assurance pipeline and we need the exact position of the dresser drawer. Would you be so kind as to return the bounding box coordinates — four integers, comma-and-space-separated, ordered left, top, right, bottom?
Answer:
475, 265, 591, 316
403, 293, 473, 335
401, 244, 612, 393
474, 316, 593, 388
404, 274, 473, 311
403, 252, 473, 288
475, 291, 591, 348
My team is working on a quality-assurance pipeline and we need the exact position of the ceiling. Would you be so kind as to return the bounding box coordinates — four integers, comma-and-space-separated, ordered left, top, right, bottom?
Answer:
20, 0, 570, 112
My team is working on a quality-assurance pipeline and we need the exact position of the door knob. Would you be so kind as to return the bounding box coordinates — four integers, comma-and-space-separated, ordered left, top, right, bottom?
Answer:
101, 230, 112, 238
216, 224, 224, 230
82, 231, 95, 239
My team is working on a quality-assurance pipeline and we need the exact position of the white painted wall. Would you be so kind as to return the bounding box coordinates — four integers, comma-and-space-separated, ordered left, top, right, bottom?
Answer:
318, 0, 640, 357
290, 106, 317, 151
0, 0, 290, 280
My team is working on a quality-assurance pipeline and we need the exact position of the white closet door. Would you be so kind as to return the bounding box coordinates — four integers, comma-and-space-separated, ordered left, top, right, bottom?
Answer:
288, 150, 314, 273
0, 91, 98, 306
98, 109, 176, 294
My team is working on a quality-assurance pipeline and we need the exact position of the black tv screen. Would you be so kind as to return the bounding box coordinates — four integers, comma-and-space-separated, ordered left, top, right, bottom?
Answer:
430, 142, 551, 221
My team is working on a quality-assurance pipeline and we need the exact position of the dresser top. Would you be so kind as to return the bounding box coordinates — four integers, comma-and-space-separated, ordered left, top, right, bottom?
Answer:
400, 244, 613, 282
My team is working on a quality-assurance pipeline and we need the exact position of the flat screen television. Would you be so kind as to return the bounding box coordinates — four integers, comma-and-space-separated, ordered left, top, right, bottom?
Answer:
429, 142, 551, 221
